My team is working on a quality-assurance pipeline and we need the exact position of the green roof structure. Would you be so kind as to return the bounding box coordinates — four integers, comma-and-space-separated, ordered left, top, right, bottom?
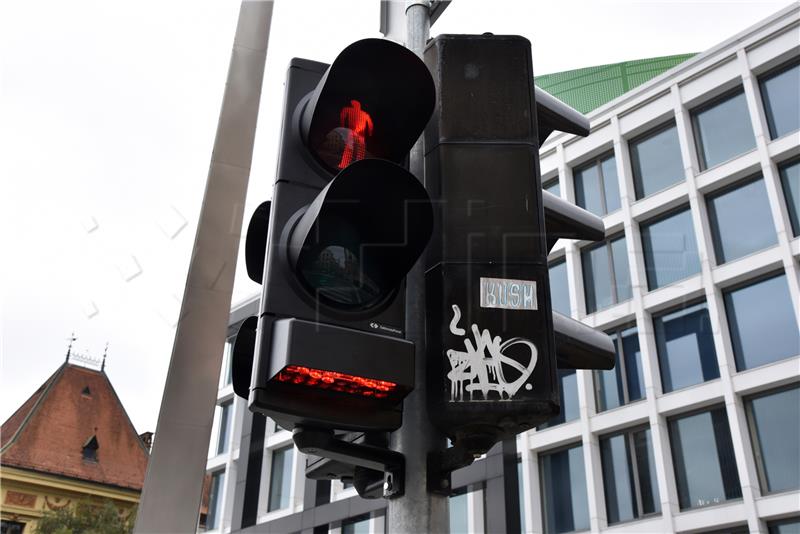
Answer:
535, 54, 697, 114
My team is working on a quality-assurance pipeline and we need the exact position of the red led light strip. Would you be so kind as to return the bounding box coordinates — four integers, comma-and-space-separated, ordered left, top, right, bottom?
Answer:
275, 365, 397, 399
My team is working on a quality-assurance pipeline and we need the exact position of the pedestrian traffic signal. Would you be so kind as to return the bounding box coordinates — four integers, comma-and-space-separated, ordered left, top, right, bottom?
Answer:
423, 34, 615, 456
232, 39, 436, 433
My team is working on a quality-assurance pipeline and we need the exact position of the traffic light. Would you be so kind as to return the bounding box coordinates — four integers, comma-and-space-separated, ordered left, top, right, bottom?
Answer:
232, 39, 436, 434
423, 34, 615, 456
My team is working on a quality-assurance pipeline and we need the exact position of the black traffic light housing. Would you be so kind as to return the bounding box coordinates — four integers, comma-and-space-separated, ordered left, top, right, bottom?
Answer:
423, 34, 615, 458
233, 39, 436, 435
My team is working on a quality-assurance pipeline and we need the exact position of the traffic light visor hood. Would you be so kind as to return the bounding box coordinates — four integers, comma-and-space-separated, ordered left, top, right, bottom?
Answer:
288, 159, 434, 310
302, 38, 436, 173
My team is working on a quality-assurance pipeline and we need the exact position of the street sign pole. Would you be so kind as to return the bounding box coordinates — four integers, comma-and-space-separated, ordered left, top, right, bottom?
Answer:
134, 2, 273, 532
387, 1, 450, 532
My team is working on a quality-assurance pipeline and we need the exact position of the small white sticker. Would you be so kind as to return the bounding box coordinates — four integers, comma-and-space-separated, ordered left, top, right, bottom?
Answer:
480, 277, 537, 311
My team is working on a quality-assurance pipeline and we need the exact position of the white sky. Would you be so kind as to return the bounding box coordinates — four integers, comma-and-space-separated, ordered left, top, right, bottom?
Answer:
1, 0, 795, 434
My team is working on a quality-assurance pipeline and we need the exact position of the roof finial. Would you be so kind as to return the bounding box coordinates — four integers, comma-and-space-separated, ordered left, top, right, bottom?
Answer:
101, 342, 108, 371
66, 332, 77, 362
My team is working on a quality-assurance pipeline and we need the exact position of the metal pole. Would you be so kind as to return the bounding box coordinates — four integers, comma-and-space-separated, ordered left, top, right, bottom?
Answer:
134, 2, 273, 531
388, 2, 449, 533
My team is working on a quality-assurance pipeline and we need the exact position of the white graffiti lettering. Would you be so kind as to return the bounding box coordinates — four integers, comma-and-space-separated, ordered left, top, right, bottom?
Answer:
446, 304, 538, 402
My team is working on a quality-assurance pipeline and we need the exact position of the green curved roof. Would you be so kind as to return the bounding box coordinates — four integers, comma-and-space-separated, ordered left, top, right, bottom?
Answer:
535, 54, 696, 114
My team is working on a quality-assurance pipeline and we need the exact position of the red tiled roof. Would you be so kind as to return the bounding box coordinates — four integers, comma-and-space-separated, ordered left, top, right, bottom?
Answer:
1, 363, 149, 491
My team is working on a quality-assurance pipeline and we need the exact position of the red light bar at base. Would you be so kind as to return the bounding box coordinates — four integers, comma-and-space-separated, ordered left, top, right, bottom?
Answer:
276, 365, 397, 399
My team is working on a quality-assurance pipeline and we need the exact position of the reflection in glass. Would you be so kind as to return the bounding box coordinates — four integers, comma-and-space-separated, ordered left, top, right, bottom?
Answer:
207, 470, 225, 530
342, 515, 371, 534
601, 434, 636, 523
669, 407, 741, 510
630, 122, 684, 199
582, 235, 631, 313
299, 245, 381, 308
600, 427, 660, 524
724, 273, 800, 371
654, 302, 719, 393
779, 159, 800, 236
544, 178, 561, 197
216, 401, 232, 455
574, 153, 621, 216
760, 61, 800, 140
768, 517, 800, 534
601, 156, 621, 213
268, 446, 294, 512
707, 177, 777, 263
747, 386, 800, 493
541, 444, 590, 533
692, 90, 755, 170
641, 208, 700, 290
449, 491, 469, 534
540, 370, 579, 429
224, 338, 234, 385
549, 260, 570, 316
518, 461, 526, 532
596, 326, 644, 412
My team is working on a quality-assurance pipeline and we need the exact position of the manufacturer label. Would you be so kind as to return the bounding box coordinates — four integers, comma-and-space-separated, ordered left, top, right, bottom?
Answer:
479, 277, 537, 311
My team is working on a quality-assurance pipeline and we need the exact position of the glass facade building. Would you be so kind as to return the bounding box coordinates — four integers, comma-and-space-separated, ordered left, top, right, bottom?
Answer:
205, 7, 800, 533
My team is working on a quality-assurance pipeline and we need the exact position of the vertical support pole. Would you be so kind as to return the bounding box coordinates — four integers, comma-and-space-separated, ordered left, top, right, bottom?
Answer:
133, 2, 273, 532
388, 1, 450, 533
484, 438, 522, 533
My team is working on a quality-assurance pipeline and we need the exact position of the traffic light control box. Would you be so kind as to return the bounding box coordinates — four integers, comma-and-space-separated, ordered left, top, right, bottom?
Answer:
424, 34, 560, 453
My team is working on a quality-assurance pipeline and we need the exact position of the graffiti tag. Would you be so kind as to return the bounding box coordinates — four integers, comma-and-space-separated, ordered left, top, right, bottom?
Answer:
446, 304, 538, 402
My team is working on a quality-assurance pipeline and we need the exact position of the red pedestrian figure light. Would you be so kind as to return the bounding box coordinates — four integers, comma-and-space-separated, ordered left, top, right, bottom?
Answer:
338, 100, 373, 169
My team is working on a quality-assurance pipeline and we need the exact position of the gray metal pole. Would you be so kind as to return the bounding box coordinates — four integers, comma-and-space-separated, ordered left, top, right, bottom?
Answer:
134, 2, 273, 532
388, 2, 449, 533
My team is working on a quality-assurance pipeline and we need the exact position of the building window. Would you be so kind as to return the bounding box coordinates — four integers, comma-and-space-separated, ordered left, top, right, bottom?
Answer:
707, 177, 777, 264
768, 517, 800, 534
517, 460, 526, 533
595, 325, 644, 412
549, 260, 570, 316
654, 301, 719, 393
222, 337, 234, 386
760, 59, 800, 140
779, 158, 800, 236
540, 444, 590, 533
267, 445, 294, 512
691, 88, 755, 170
599, 426, 660, 524
640, 207, 700, 290
702, 527, 749, 534
574, 153, 621, 216
544, 177, 561, 197
207, 470, 225, 530
630, 121, 684, 199
539, 369, 579, 429
342, 514, 370, 534
82, 435, 99, 462
1, 521, 26, 534
449, 489, 469, 534
216, 401, 232, 455
581, 234, 631, 313
724, 273, 800, 371
668, 406, 742, 510
746, 384, 800, 494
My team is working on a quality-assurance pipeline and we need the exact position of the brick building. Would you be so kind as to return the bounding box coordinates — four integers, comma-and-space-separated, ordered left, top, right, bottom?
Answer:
1, 353, 149, 533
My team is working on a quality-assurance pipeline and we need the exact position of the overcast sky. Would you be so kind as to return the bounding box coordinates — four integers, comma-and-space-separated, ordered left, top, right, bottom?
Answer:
1, 0, 795, 434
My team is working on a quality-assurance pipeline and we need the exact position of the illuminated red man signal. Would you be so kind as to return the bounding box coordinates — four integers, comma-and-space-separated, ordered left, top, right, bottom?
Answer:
338, 100, 373, 169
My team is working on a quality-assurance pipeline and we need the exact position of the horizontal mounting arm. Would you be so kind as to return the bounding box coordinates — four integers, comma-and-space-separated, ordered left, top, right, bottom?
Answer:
543, 189, 606, 251
553, 311, 615, 370
535, 86, 590, 146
